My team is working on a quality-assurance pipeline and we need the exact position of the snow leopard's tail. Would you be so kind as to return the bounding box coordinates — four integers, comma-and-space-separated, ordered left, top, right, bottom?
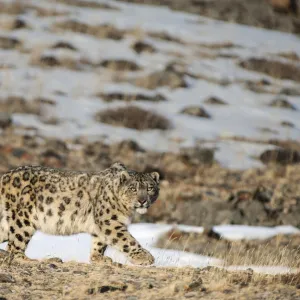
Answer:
0, 179, 8, 244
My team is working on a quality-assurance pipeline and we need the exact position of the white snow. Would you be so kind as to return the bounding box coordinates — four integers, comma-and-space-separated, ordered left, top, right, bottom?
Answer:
1, 223, 299, 274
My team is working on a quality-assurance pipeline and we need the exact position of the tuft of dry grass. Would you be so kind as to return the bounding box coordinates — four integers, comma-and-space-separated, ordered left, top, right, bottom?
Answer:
239, 58, 300, 82
95, 105, 171, 130
52, 20, 125, 40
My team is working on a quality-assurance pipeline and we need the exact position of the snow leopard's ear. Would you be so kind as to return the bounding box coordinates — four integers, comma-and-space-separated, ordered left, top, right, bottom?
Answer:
111, 162, 127, 171
119, 170, 130, 184
150, 172, 160, 184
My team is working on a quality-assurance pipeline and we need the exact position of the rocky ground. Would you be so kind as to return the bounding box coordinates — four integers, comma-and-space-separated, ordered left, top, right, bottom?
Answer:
1, 250, 300, 300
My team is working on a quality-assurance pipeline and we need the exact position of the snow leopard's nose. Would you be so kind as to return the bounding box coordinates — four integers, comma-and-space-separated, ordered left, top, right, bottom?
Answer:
138, 197, 147, 204
138, 190, 147, 204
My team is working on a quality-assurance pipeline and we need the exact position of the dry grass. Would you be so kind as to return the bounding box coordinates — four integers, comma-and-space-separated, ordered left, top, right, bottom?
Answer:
0, 36, 22, 50
1, 252, 300, 300
95, 105, 171, 130
239, 58, 300, 82
157, 229, 300, 268
52, 20, 125, 40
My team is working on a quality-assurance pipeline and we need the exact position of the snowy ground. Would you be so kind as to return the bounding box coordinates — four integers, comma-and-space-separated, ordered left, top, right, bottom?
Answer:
0, 0, 300, 169
1, 223, 299, 274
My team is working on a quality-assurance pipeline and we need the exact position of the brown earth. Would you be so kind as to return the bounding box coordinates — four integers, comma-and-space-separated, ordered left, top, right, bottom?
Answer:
1, 251, 300, 300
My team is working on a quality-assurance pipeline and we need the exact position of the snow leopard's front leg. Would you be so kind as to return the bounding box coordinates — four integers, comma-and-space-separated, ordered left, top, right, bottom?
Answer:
102, 222, 154, 266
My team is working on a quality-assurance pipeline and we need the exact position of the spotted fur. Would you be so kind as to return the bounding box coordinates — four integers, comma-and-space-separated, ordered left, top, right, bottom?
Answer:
0, 163, 159, 265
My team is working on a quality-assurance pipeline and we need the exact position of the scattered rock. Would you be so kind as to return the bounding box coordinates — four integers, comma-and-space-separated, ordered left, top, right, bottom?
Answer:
39, 55, 61, 67
281, 121, 295, 128
95, 106, 171, 130
97, 92, 166, 102
180, 147, 215, 165
204, 96, 227, 105
40, 149, 66, 167
51, 41, 77, 51
269, 0, 298, 14
100, 59, 141, 71
48, 263, 58, 269
133, 70, 188, 89
115, 140, 145, 153
131, 40, 156, 54
181, 106, 211, 118
0, 274, 15, 283
260, 148, 300, 165
253, 185, 273, 203
87, 285, 127, 294
13, 18, 27, 29
239, 58, 300, 82
280, 87, 300, 96
46, 257, 63, 264
0, 113, 12, 129
184, 292, 198, 298
0, 36, 21, 49
269, 98, 296, 110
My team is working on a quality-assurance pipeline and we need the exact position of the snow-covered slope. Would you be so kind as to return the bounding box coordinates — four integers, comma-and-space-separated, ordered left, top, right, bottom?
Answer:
0, 0, 300, 169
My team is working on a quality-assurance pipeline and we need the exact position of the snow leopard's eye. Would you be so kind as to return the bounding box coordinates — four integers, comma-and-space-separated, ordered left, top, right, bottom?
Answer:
147, 185, 154, 192
130, 186, 137, 192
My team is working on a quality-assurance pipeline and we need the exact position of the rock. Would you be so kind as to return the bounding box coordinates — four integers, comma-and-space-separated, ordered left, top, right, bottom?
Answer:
269, 0, 298, 14
100, 59, 141, 71
52, 41, 77, 51
13, 18, 27, 29
98, 92, 166, 102
181, 106, 211, 118
260, 148, 300, 165
46, 257, 63, 263
116, 140, 145, 153
236, 200, 267, 225
40, 149, 66, 167
0, 113, 12, 129
280, 121, 295, 128
40, 55, 60, 67
133, 70, 187, 89
180, 147, 215, 165
0, 36, 21, 49
253, 186, 273, 203
204, 96, 227, 105
269, 98, 296, 110
131, 40, 156, 54
97, 285, 127, 293
280, 87, 300, 96
0, 274, 15, 283
184, 292, 198, 298
48, 263, 58, 269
